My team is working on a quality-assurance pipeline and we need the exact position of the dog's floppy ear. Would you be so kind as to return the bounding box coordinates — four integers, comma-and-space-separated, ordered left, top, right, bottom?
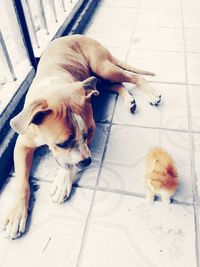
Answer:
83, 76, 99, 98
10, 100, 50, 135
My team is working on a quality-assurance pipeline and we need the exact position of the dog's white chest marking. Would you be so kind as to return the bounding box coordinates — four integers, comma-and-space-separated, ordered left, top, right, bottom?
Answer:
73, 114, 85, 143
70, 113, 90, 162
32, 128, 45, 146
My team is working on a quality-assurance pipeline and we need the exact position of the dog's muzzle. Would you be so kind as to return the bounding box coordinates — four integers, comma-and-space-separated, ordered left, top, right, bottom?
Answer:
75, 157, 92, 169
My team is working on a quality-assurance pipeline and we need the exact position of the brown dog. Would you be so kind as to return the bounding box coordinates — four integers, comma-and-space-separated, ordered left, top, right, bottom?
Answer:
2, 35, 161, 239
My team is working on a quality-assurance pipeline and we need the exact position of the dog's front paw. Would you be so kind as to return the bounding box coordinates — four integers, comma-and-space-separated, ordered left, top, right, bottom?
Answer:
49, 174, 73, 204
2, 200, 27, 239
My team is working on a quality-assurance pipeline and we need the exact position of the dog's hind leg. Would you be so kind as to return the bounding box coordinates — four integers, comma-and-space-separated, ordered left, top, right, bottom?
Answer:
93, 60, 161, 106
98, 81, 137, 113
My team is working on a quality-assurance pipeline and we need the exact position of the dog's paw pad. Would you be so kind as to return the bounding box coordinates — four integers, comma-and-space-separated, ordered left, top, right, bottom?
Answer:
130, 100, 137, 113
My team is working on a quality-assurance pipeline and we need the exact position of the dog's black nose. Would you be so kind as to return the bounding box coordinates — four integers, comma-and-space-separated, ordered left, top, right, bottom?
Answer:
76, 157, 92, 169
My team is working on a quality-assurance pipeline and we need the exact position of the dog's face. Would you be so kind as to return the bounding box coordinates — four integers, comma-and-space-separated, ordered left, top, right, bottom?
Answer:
10, 77, 99, 170
42, 104, 96, 170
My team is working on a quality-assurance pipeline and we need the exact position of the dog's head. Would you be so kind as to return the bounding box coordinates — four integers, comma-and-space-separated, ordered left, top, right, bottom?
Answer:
10, 77, 99, 170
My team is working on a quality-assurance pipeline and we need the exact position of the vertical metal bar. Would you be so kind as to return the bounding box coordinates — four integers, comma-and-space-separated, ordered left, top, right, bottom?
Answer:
49, 0, 58, 22
25, 0, 40, 48
61, 0, 66, 12
1, 1, 27, 63
0, 31, 17, 81
36, 0, 49, 34
12, 0, 37, 69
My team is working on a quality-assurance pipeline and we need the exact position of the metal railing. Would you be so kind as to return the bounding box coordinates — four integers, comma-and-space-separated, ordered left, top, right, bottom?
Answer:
0, 0, 78, 88
22, 0, 76, 54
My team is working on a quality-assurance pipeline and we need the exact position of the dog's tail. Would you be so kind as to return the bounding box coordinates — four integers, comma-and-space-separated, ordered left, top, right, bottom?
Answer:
113, 57, 155, 76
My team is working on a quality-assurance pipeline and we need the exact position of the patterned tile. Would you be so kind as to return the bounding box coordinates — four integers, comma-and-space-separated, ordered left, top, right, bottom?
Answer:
85, 23, 133, 48
194, 133, 200, 194
106, 47, 128, 61
183, 9, 200, 29
98, 125, 193, 203
187, 53, 200, 85
136, 9, 182, 28
113, 83, 188, 131
181, 0, 200, 12
185, 29, 200, 52
79, 192, 196, 267
188, 85, 200, 132
91, 6, 137, 26
0, 178, 94, 267
132, 27, 184, 52
193, 133, 200, 252
127, 50, 186, 83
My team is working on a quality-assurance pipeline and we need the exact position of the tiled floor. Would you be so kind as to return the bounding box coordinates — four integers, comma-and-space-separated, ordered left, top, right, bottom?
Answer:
0, 0, 200, 266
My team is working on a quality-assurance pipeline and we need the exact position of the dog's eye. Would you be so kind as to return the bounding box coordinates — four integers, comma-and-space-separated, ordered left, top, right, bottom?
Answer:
83, 127, 93, 140
56, 136, 74, 149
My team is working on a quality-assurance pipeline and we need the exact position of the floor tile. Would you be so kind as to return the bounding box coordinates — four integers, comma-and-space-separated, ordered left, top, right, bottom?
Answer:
79, 192, 196, 267
27, 124, 109, 186
185, 29, 200, 52
98, 125, 193, 203
127, 50, 186, 83
193, 133, 200, 244
187, 53, 200, 85
194, 133, 200, 193
136, 9, 182, 28
85, 23, 133, 48
132, 27, 184, 52
140, 0, 181, 10
113, 83, 188, 131
102, 0, 139, 8
183, 9, 200, 29
106, 47, 128, 61
188, 85, 200, 132
0, 179, 94, 267
91, 6, 137, 26
181, 0, 200, 12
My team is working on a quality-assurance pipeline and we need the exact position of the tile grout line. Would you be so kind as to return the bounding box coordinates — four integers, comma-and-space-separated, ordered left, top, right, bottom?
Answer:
76, 1, 144, 264
147, 80, 200, 86
75, 122, 114, 266
111, 122, 190, 133
73, 183, 194, 207
109, 121, 200, 135
75, 68, 119, 266
124, 0, 142, 63
28, 175, 194, 207
129, 47, 200, 54
180, 1, 200, 266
